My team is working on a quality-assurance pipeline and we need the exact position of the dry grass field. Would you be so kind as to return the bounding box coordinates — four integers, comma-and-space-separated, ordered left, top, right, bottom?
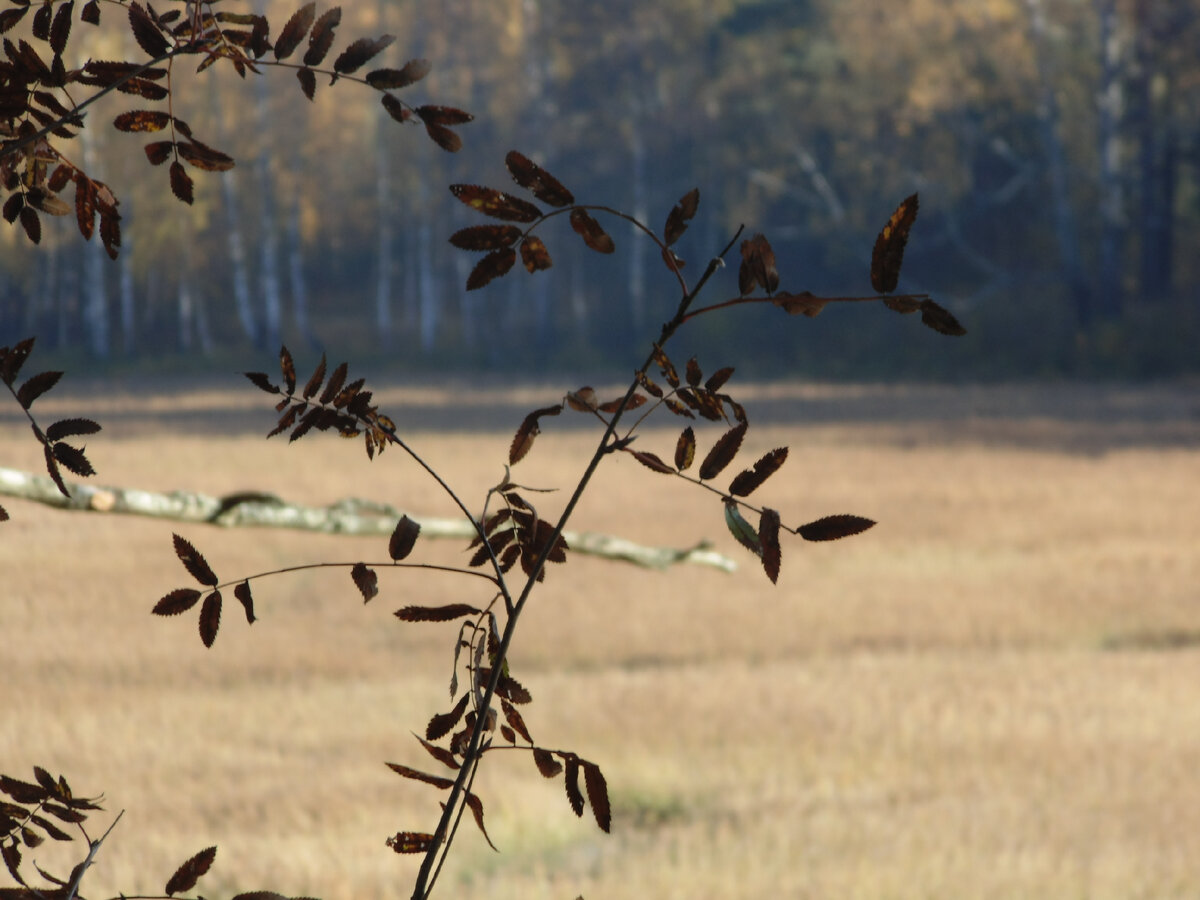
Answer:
3, 378, 1200, 899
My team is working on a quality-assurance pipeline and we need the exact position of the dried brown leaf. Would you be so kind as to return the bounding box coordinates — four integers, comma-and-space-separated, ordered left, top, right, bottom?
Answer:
274, 2, 315, 59
426, 693, 469, 741
519, 235, 552, 272
466, 247, 516, 290
233, 580, 255, 624
333, 34, 394, 75
698, 421, 747, 481
870, 193, 918, 294
509, 404, 561, 465
727, 447, 788, 497
385, 763, 454, 790
564, 757, 584, 817
52, 442, 94, 477
113, 110, 170, 132
464, 792, 497, 851
423, 122, 462, 152
19, 207, 41, 244
663, 187, 699, 246
738, 233, 779, 295
395, 603, 481, 623
366, 57, 430, 88
449, 224, 521, 251
350, 562, 378, 602
532, 747, 562, 778
176, 140, 235, 172
771, 290, 828, 317
279, 345, 297, 393
582, 761, 611, 832
172, 533, 218, 586
504, 150, 574, 207
143, 140, 173, 166
629, 450, 675, 474
168, 161, 192, 205
386, 832, 434, 854
128, 2, 168, 58
415, 734, 460, 769
501, 698, 532, 744
797, 514, 875, 542
16, 370, 61, 409
450, 184, 541, 223
152, 588, 202, 616
568, 207, 614, 253
198, 590, 221, 648
416, 105, 473, 126
919, 299, 967, 336
388, 514, 420, 561
302, 6, 340, 67
759, 507, 781, 583
674, 427, 695, 470
296, 66, 316, 100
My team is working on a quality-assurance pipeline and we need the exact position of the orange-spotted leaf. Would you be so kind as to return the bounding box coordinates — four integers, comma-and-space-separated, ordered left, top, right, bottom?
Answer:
198, 590, 221, 648
504, 150, 574, 207
519, 235, 552, 272
870, 193, 918, 294
728, 447, 788, 497
797, 514, 875, 542
113, 110, 170, 132
466, 247, 516, 290
652, 345, 679, 387
386, 832, 434, 854
698, 421, 747, 481
449, 224, 521, 251
164, 846, 216, 896
569, 208, 614, 253
351, 562, 378, 602
173, 533, 218, 586
674, 427, 695, 470
450, 184, 541, 223
759, 507, 781, 583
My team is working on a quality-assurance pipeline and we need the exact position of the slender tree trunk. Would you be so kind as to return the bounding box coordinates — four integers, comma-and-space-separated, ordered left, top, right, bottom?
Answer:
1132, 0, 1174, 301
1024, 0, 1093, 330
119, 249, 134, 355
1094, 0, 1124, 320
80, 131, 109, 357
373, 0, 394, 349
220, 169, 258, 345
286, 196, 311, 347
628, 123, 648, 338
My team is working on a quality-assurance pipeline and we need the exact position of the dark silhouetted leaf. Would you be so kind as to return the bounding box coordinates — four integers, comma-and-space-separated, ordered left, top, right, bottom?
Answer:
423, 122, 462, 152
234, 580, 255, 624
52, 442, 94, 477
797, 514, 876, 542
663, 187, 699, 246
388, 514, 420, 560
772, 290, 828, 317
739, 233, 778, 295
426, 693, 469, 741
379, 91, 408, 121
153, 588, 202, 616
318, 362, 347, 403
870, 193, 918, 294
386, 832, 434, 854
296, 66, 316, 100
33, 3, 51, 40
519, 235, 552, 272
416, 105, 473, 126
198, 590, 221, 648
20, 207, 41, 244
385, 763, 454, 790
919, 299, 967, 336
351, 562, 377, 602
564, 757, 583, 817
2, 339, 36, 387
582, 761, 610, 832
366, 57, 430, 88
533, 747, 561, 778
728, 447, 788, 497
704, 366, 734, 393
629, 450, 675, 474
279, 346, 297, 393
49, 1, 72, 57
274, 2, 315, 59
80, 0, 99, 25
0, 6, 29, 33
16, 370, 61, 409
42, 444, 68, 497
466, 247, 516, 290
759, 507, 781, 583
652, 345, 679, 387
173, 533, 218, 586
113, 110, 170, 132
1, 837, 20, 880
685, 357, 702, 387
416, 734, 460, 769
463, 792, 497, 851
449, 224, 521, 251
504, 150, 574, 207
510, 404, 561, 465
45, 420, 101, 444
301, 353, 326, 399
0, 774, 46, 803
674, 427, 695, 470
244, 371, 279, 394
128, 2, 168, 58
723, 499, 760, 555
164, 846, 216, 896
501, 698, 532, 744
569, 207, 614, 253
169, 161, 193, 204
334, 34, 394, 74
3, 194, 24, 226
143, 140, 173, 166
698, 421, 747, 481
302, 6, 340, 67
395, 603, 481, 622
450, 184, 541, 222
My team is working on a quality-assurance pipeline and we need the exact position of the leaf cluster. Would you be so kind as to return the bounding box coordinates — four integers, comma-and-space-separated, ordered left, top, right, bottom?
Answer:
0, 0, 468, 254
0, 768, 101, 891
0, 337, 100, 522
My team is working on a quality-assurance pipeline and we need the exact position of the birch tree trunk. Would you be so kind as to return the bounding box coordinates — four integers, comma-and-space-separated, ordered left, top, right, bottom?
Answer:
1094, 0, 1124, 321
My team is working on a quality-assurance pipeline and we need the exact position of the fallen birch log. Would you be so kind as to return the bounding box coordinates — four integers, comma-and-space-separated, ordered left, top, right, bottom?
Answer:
0, 465, 736, 573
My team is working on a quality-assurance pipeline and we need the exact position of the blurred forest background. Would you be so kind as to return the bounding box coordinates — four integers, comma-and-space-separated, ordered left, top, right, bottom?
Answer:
0, 0, 1197, 379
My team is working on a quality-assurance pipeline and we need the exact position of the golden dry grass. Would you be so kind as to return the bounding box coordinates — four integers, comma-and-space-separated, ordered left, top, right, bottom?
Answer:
3, 379, 1200, 899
